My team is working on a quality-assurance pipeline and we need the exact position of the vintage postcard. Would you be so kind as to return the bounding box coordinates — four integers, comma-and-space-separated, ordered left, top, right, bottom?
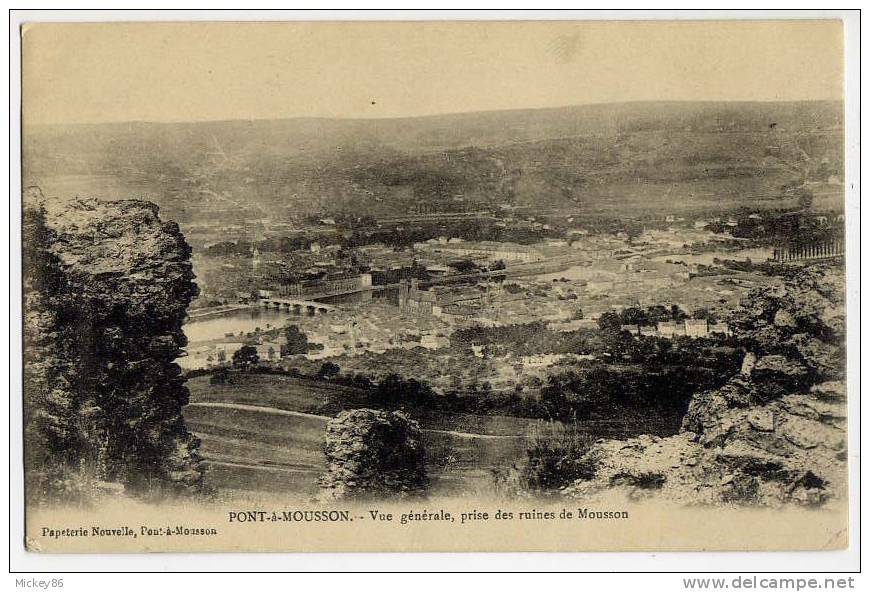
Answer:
19, 18, 850, 553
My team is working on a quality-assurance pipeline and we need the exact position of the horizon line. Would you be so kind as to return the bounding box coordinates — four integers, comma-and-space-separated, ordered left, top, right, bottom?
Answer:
25, 98, 843, 128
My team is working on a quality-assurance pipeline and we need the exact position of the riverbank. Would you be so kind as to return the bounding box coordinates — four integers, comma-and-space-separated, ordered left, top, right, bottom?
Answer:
187, 303, 254, 321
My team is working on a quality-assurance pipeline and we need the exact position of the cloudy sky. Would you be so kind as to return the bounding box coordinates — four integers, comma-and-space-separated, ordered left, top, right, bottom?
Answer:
22, 19, 843, 125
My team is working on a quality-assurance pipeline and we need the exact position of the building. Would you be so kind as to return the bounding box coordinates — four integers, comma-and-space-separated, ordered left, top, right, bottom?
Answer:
398, 279, 435, 314
424, 264, 452, 275
255, 342, 280, 361
657, 321, 678, 338
421, 241, 543, 263
398, 279, 438, 315
709, 322, 732, 336
420, 334, 449, 349
547, 319, 599, 332
519, 354, 563, 368
651, 319, 729, 339
685, 319, 709, 338
275, 272, 372, 298
440, 304, 479, 322
399, 279, 503, 319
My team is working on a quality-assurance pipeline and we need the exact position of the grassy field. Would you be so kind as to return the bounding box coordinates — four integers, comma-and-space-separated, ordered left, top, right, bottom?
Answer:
182, 399, 537, 496
183, 403, 327, 495
184, 371, 678, 496
187, 373, 363, 415
185, 372, 546, 495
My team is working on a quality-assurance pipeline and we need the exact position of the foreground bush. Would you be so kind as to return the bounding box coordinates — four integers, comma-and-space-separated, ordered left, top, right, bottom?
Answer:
521, 423, 596, 493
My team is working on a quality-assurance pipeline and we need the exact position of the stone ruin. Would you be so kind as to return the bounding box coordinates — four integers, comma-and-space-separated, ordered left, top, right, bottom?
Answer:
318, 408, 428, 500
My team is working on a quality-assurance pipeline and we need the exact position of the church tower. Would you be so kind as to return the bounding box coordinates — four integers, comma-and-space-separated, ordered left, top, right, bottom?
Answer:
252, 245, 261, 270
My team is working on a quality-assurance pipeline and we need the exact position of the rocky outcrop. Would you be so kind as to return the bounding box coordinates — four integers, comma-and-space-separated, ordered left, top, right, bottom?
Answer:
23, 195, 203, 500
318, 409, 427, 500
563, 380, 845, 506
563, 264, 847, 507
730, 265, 845, 382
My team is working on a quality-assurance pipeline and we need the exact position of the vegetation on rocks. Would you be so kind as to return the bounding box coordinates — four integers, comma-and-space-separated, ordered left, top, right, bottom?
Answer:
23, 197, 204, 503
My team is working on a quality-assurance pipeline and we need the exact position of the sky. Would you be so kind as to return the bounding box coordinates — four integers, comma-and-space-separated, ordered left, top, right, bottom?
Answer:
22, 19, 844, 126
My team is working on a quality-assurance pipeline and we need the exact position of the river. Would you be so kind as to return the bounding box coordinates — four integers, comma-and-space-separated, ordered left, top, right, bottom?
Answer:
184, 308, 296, 344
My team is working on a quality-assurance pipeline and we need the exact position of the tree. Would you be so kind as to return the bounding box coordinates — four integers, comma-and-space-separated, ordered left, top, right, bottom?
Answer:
491, 259, 507, 283
281, 325, 309, 357
797, 188, 814, 211
692, 307, 717, 322
620, 306, 648, 326
317, 361, 341, 380
522, 425, 595, 492
540, 368, 620, 422
625, 224, 643, 242
451, 259, 479, 274
646, 305, 672, 323
597, 312, 623, 332
232, 345, 260, 370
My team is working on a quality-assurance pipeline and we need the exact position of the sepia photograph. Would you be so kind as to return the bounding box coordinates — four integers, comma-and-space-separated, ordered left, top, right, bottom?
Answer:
12, 13, 858, 563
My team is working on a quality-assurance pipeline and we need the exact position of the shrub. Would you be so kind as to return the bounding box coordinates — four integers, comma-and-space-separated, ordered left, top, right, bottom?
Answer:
610, 471, 666, 490
209, 367, 230, 385
521, 423, 596, 493
317, 361, 341, 380
720, 474, 760, 504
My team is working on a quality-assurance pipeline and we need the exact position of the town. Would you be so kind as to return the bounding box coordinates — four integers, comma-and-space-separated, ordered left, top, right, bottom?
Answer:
179, 204, 843, 400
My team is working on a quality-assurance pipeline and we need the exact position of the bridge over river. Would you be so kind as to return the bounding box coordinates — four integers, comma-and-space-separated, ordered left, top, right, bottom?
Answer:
258, 298, 338, 315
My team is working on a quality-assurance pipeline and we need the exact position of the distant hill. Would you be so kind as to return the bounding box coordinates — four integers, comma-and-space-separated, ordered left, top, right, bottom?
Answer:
23, 101, 844, 225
